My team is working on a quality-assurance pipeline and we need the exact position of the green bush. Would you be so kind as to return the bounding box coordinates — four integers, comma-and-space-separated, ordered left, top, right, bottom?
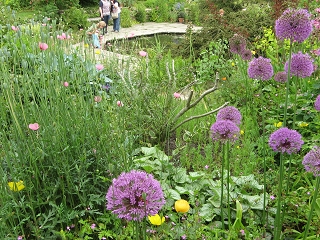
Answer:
134, 3, 147, 23
121, 7, 134, 28
62, 6, 89, 30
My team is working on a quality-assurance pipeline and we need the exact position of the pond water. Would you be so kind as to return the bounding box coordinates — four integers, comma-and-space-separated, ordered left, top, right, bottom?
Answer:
104, 33, 186, 57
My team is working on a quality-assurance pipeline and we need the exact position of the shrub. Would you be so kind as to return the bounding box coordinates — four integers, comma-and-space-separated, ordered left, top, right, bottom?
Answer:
134, 3, 147, 23
62, 6, 89, 30
121, 7, 134, 28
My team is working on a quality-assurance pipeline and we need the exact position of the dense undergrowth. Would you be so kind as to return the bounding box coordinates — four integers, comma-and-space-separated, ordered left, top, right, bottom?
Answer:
1, 1, 320, 239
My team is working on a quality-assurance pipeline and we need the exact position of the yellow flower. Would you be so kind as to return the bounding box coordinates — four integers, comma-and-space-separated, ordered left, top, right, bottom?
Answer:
240, 130, 244, 135
251, 50, 256, 55
8, 180, 25, 191
95, 49, 101, 54
84, 43, 89, 48
298, 122, 309, 127
221, 77, 227, 81
175, 199, 190, 213
148, 214, 165, 226
274, 122, 282, 128
231, 62, 235, 66
236, 145, 241, 149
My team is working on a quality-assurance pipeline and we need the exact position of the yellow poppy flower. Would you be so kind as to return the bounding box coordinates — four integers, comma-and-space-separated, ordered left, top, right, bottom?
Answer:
174, 199, 190, 213
231, 62, 235, 66
8, 180, 25, 191
298, 122, 308, 127
84, 43, 89, 48
148, 214, 165, 226
240, 130, 244, 135
95, 49, 101, 54
274, 122, 282, 128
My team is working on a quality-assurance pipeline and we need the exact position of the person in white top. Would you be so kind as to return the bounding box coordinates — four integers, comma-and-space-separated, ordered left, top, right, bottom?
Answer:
99, 0, 111, 35
111, 0, 121, 32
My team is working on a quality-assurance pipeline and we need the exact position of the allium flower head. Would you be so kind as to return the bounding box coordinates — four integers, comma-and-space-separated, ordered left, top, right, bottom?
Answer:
315, 95, 320, 111
275, 8, 313, 43
240, 49, 252, 61
284, 51, 314, 78
302, 146, 320, 176
216, 106, 242, 125
210, 120, 240, 143
106, 170, 165, 221
248, 57, 274, 80
274, 71, 288, 83
268, 127, 303, 154
229, 34, 246, 54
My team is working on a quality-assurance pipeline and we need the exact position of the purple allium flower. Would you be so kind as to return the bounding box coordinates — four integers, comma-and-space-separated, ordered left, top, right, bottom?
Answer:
302, 146, 320, 176
240, 49, 252, 61
216, 106, 242, 125
210, 120, 240, 143
284, 51, 314, 78
229, 34, 246, 54
248, 56, 274, 81
268, 127, 304, 154
275, 8, 313, 43
315, 95, 320, 111
274, 71, 288, 83
106, 170, 165, 221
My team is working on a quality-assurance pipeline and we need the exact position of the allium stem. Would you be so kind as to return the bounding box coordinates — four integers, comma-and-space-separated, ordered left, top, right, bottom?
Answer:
283, 41, 293, 127
221, 143, 225, 231
274, 153, 285, 239
226, 141, 231, 228
303, 177, 320, 240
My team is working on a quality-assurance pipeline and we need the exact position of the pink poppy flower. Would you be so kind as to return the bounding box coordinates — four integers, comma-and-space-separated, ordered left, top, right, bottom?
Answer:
11, 26, 19, 31
94, 96, 102, 102
96, 64, 104, 70
39, 43, 48, 51
139, 51, 147, 57
117, 101, 124, 107
173, 92, 181, 98
29, 123, 40, 131
63, 82, 69, 87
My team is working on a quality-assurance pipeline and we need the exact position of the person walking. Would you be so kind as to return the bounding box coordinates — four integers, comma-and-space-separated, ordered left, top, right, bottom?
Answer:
99, 0, 111, 35
111, 0, 121, 32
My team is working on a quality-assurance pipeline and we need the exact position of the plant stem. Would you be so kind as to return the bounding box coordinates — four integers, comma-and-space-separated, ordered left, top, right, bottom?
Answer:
226, 141, 231, 229
303, 177, 320, 240
221, 143, 225, 231
283, 41, 293, 127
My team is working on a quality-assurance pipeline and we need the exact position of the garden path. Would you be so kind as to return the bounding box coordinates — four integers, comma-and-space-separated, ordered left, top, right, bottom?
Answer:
72, 22, 202, 68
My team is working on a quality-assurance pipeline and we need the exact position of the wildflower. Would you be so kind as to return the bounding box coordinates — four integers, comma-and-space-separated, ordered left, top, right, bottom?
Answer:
117, 101, 123, 107
274, 122, 283, 128
148, 214, 165, 225
216, 106, 242, 125
181, 235, 187, 240
248, 56, 274, 81
240, 130, 244, 135
210, 120, 240, 143
302, 146, 320, 176
173, 92, 181, 98
63, 82, 69, 87
204, 165, 209, 169
66, 226, 71, 231
8, 180, 25, 191
298, 122, 308, 127
39, 42, 48, 51
17, 236, 23, 240
251, 50, 256, 55
12, 26, 18, 31
284, 52, 314, 78
270, 195, 275, 200
229, 34, 246, 54
231, 62, 235, 67
95, 49, 101, 54
90, 223, 96, 229
84, 43, 89, 48
94, 96, 102, 102
28, 123, 40, 131
175, 199, 190, 213
275, 8, 313, 43
274, 71, 287, 83
106, 170, 166, 221
96, 64, 104, 70
221, 77, 227, 81
240, 229, 245, 236
268, 127, 304, 154
139, 51, 147, 57
315, 95, 320, 111
240, 49, 252, 61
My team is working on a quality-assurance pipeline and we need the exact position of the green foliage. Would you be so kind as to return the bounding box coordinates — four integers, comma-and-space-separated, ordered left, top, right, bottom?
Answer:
62, 6, 89, 30
134, 3, 147, 23
148, 0, 170, 22
2, 0, 20, 10
121, 7, 134, 28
